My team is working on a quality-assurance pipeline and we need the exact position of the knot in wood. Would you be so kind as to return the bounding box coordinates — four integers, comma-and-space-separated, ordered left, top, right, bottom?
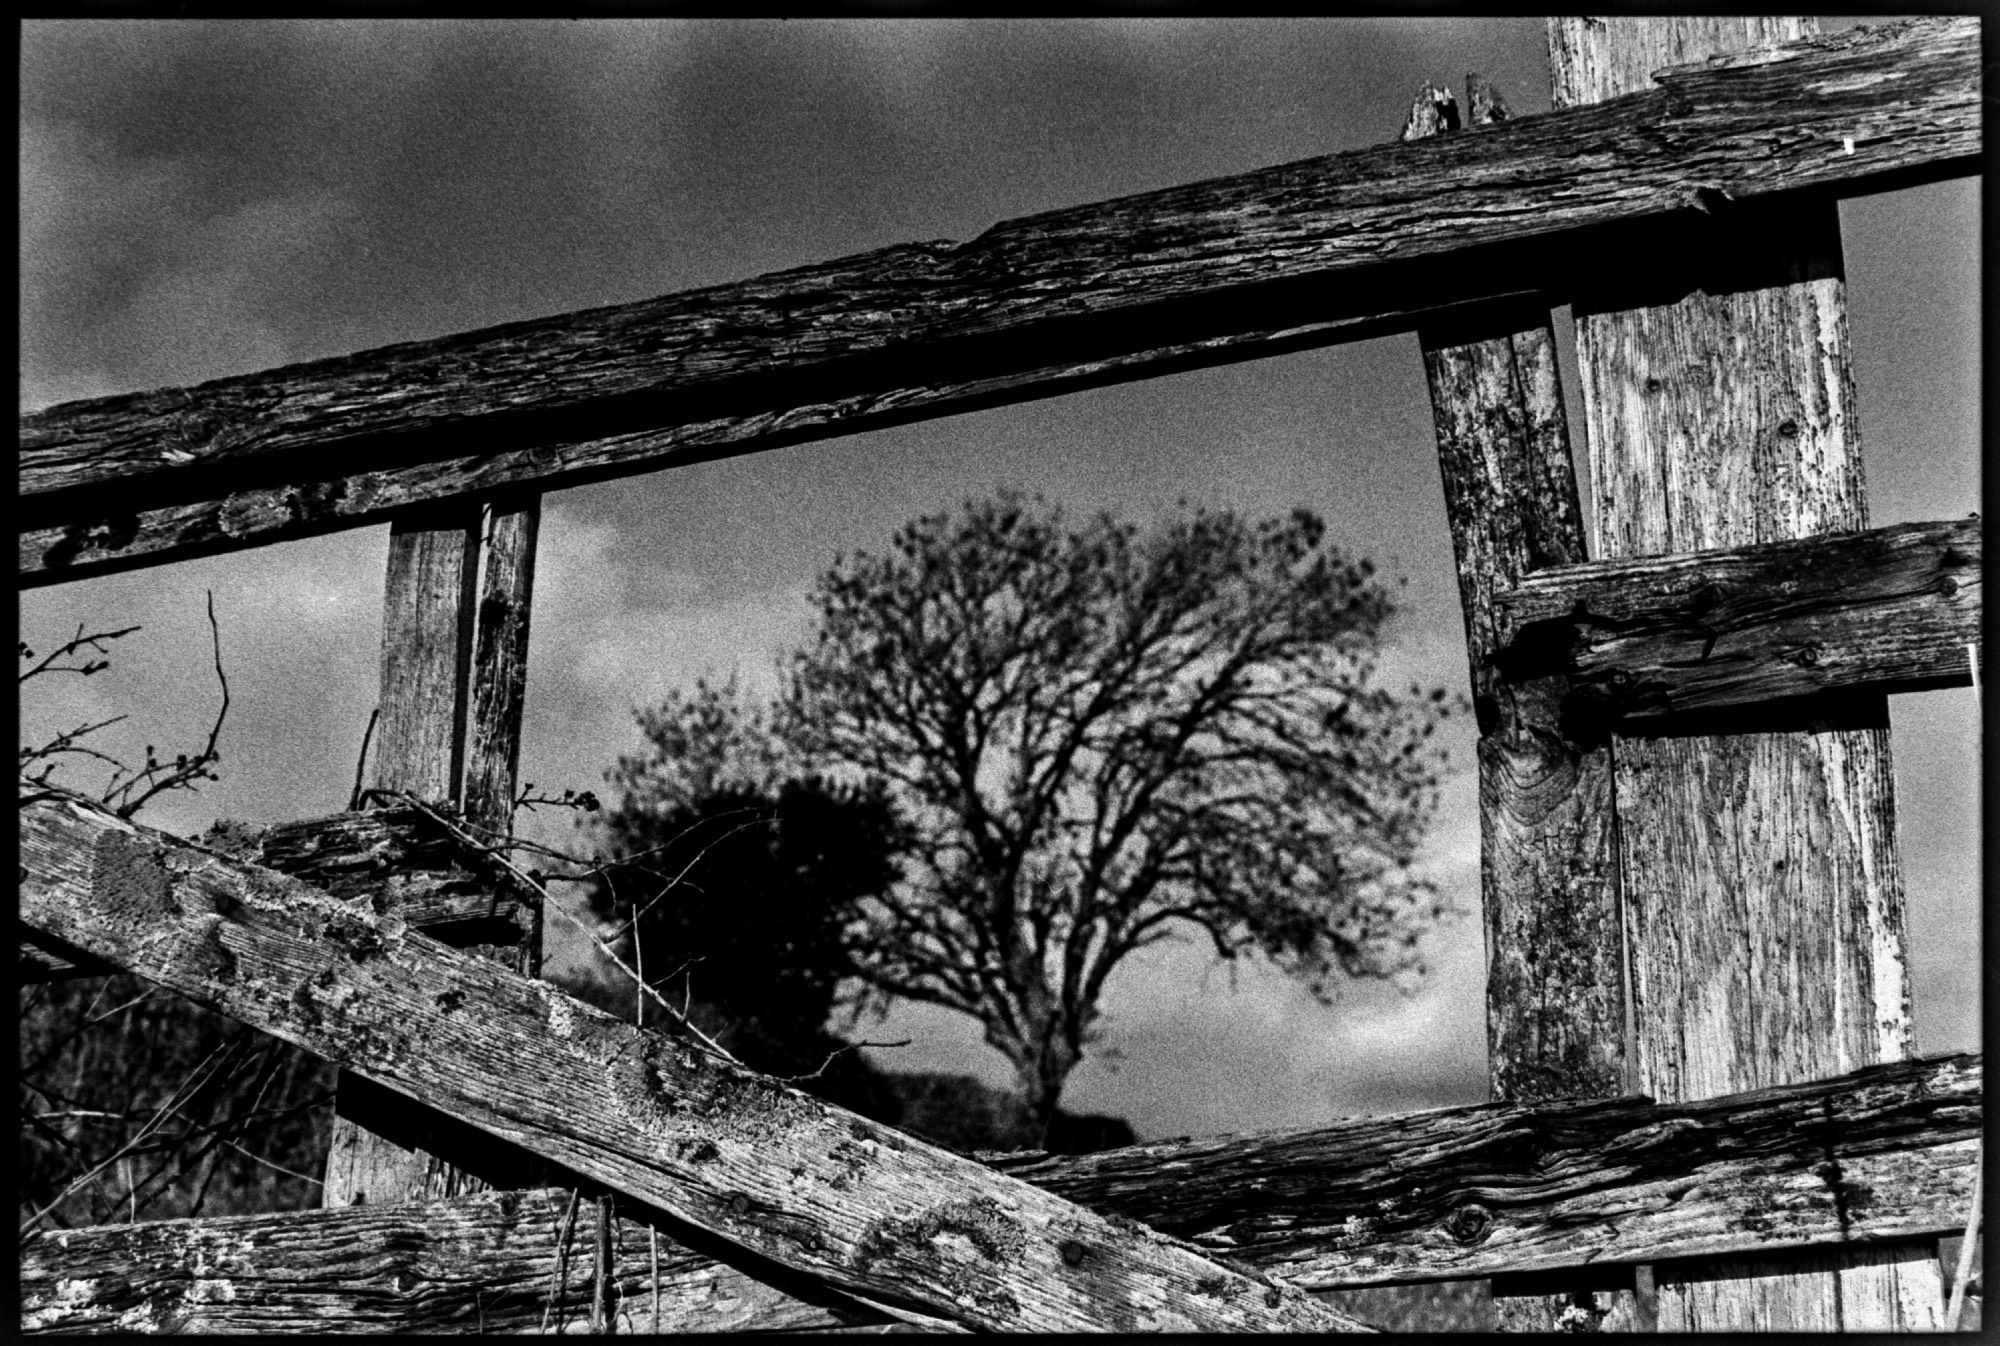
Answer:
1690, 582, 1723, 614
1937, 575, 1960, 597
1059, 1239, 1086, 1266
1264, 1288, 1283, 1308
1444, 1201, 1493, 1245
729, 1193, 752, 1216
1794, 644, 1821, 667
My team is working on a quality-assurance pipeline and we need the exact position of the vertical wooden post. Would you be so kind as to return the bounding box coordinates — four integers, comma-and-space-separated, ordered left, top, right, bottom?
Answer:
322, 494, 543, 1207
1411, 81, 1637, 1333
1548, 17, 1943, 1331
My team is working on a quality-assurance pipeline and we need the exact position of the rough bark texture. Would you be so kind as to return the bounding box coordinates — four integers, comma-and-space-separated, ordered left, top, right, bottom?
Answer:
1493, 516, 1981, 720
1409, 76, 1631, 1334
17, 1052, 1980, 1331
18, 17, 1977, 587
1549, 15, 1942, 1331
16, 788, 1370, 1333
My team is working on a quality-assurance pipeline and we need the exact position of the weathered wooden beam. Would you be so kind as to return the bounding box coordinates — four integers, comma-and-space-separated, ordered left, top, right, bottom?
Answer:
19, 17, 1978, 587
461, 495, 541, 841
16, 787, 1370, 1333
19, 1186, 908, 1334
325, 505, 500, 1211
1408, 77, 1631, 1331
200, 806, 534, 944
1550, 15, 1942, 1331
1492, 517, 1981, 721
19, 1053, 1980, 1332
21, 805, 538, 983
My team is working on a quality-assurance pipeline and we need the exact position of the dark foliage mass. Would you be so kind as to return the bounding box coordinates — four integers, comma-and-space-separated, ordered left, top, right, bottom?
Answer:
570, 776, 907, 1122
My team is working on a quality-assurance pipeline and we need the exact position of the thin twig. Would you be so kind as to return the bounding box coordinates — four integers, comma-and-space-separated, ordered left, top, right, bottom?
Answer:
395, 793, 740, 1064
542, 1188, 582, 1335
1945, 1114, 1984, 1328
348, 706, 381, 811
775, 1039, 913, 1084
104, 592, 231, 818
18, 1033, 247, 1241
18, 623, 141, 683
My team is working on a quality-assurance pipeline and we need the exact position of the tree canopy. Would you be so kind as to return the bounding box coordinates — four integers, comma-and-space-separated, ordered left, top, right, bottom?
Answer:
603, 491, 1459, 1132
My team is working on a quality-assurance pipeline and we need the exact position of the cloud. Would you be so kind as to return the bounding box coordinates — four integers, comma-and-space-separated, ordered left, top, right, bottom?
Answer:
21, 110, 362, 409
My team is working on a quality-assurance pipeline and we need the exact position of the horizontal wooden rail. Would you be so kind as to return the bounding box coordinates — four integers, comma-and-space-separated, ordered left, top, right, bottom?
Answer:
1490, 517, 1981, 721
17, 785, 1368, 1333
19, 17, 1978, 588
20, 1187, 908, 1335
21, 1053, 1979, 1332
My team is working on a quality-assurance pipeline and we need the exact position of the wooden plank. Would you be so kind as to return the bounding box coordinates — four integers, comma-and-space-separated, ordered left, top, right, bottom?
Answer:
19, 1187, 905, 1335
1492, 517, 1980, 720
15, 787, 1371, 1333
1407, 77, 1632, 1330
368, 509, 479, 807
17, 1052, 1981, 1332
1549, 15, 1945, 1331
324, 506, 492, 1211
18, 17, 1978, 588
460, 495, 540, 848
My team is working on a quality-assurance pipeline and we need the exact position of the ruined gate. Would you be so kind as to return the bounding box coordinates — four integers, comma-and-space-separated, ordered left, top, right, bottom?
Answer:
19, 17, 1983, 1332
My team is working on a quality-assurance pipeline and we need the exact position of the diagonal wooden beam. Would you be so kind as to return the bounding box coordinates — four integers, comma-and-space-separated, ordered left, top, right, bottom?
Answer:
1490, 516, 1980, 721
20, 1053, 1979, 1331
16, 785, 1370, 1333
19, 17, 1977, 587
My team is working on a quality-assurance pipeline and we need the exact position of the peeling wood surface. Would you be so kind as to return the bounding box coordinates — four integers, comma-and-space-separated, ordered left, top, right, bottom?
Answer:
1492, 516, 1980, 720
198, 806, 533, 946
16, 788, 1370, 1333
17, 1053, 1980, 1332
1550, 14, 1942, 1331
19, 17, 1979, 587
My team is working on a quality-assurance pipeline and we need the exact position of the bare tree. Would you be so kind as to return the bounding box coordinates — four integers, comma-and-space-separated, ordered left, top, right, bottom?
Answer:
773, 492, 1458, 1133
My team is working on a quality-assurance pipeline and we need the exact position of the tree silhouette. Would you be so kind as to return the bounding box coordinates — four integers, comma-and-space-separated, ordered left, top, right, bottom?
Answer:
612, 492, 1460, 1136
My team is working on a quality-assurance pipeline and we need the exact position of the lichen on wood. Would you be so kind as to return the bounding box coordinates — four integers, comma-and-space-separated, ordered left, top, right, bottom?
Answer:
18, 786, 1371, 1333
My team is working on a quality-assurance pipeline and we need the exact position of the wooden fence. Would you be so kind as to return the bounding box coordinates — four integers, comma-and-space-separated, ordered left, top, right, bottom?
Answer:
18, 17, 1982, 1332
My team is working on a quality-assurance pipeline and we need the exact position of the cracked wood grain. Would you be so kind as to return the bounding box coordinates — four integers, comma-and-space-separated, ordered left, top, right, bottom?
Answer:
1492, 516, 1981, 721
1408, 69, 1630, 1333
19, 17, 1979, 587
1550, 15, 1943, 1331
16, 787, 1370, 1333
322, 493, 543, 1215
19, 1054, 1979, 1331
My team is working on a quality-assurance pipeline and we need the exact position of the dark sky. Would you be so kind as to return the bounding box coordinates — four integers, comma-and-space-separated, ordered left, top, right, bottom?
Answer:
20, 18, 1979, 1139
